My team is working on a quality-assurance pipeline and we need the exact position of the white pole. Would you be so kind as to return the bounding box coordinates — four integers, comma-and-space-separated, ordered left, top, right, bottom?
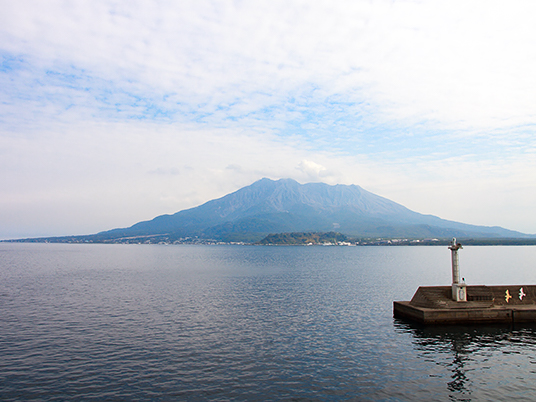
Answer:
448, 237, 465, 301
448, 237, 462, 284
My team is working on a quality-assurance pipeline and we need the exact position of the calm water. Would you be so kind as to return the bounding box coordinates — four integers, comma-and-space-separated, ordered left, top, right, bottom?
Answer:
1, 243, 536, 401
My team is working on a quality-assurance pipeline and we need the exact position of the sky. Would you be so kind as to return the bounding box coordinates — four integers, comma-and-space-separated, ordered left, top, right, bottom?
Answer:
1, 0, 536, 239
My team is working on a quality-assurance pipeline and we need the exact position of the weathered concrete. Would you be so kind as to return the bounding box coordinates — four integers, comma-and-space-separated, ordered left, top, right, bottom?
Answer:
394, 285, 536, 324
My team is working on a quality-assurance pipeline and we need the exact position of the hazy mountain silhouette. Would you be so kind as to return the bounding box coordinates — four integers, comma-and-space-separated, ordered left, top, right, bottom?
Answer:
88, 178, 530, 242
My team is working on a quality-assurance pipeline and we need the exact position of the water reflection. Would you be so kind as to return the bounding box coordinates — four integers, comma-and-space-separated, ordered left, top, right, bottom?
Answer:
394, 319, 536, 400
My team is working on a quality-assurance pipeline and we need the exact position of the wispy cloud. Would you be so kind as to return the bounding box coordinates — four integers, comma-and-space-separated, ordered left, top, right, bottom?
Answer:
3, 1, 535, 134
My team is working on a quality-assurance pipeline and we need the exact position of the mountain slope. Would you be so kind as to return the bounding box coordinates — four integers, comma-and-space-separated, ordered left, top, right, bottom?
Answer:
91, 178, 530, 242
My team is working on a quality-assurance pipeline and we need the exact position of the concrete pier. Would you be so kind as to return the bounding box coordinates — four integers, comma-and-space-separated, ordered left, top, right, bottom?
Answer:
394, 240, 536, 324
394, 285, 536, 324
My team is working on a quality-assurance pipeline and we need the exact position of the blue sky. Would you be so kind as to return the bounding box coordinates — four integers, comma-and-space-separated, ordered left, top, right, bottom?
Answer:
1, 0, 536, 239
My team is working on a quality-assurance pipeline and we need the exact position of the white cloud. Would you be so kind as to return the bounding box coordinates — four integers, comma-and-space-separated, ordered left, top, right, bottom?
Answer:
297, 160, 330, 182
3, 0, 533, 131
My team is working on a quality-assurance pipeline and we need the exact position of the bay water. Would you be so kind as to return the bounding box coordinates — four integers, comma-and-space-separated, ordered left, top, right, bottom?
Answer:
1, 243, 536, 401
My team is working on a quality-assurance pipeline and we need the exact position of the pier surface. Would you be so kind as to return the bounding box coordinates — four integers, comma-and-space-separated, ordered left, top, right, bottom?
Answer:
394, 285, 536, 324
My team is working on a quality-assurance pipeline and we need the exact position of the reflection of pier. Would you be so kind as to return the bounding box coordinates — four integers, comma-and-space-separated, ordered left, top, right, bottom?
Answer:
394, 320, 536, 400
394, 238, 536, 324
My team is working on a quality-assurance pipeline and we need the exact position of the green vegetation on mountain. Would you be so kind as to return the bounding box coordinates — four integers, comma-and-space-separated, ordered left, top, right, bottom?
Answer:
257, 232, 349, 245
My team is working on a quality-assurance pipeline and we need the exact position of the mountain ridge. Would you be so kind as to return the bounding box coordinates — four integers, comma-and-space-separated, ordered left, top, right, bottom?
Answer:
90, 178, 530, 242
6, 178, 534, 243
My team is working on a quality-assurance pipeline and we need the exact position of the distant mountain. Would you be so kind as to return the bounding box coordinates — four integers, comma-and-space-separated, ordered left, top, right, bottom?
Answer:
77, 178, 531, 243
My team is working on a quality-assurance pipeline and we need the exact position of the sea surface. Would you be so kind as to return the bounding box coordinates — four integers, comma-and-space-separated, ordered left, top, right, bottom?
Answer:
1, 243, 536, 401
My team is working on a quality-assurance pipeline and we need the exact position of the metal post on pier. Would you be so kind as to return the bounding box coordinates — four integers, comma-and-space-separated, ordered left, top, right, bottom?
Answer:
448, 237, 467, 301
